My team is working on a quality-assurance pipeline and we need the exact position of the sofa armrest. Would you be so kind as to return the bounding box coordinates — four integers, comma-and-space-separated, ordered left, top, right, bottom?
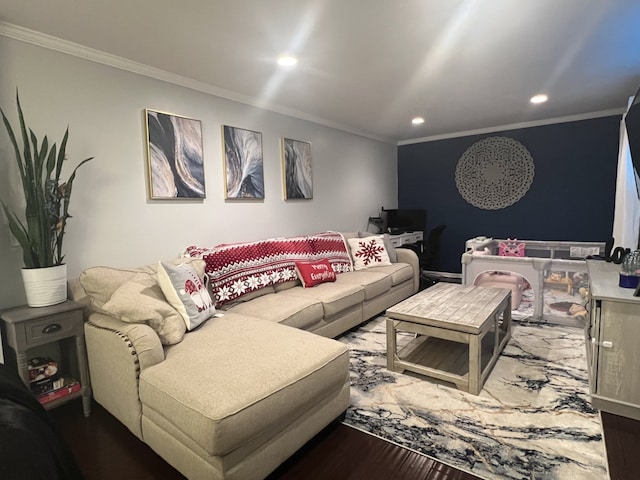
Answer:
84, 312, 164, 439
396, 248, 420, 293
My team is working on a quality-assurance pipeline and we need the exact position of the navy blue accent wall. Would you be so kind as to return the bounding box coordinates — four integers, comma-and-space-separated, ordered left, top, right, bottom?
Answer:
398, 116, 621, 273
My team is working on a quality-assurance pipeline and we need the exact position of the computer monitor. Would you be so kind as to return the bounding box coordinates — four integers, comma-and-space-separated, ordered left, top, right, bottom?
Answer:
381, 208, 426, 234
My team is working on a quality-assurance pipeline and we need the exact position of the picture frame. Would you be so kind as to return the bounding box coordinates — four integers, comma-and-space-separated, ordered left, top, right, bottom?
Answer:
145, 109, 205, 199
222, 125, 264, 199
282, 138, 313, 199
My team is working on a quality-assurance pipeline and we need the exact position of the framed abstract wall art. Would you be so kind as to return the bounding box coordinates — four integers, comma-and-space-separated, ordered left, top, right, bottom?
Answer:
222, 125, 264, 199
145, 109, 205, 199
282, 138, 312, 199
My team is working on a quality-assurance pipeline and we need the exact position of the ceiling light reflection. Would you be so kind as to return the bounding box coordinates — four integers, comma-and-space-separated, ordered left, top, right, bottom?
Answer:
277, 54, 298, 67
530, 94, 548, 104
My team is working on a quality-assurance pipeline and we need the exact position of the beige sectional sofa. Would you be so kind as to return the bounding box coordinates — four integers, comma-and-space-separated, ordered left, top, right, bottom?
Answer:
71, 232, 419, 479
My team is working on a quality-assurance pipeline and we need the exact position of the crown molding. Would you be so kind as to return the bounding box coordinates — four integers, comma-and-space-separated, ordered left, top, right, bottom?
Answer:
0, 22, 391, 144
397, 108, 625, 146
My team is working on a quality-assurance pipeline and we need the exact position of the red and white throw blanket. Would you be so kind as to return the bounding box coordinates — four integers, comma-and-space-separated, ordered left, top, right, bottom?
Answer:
184, 231, 353, 307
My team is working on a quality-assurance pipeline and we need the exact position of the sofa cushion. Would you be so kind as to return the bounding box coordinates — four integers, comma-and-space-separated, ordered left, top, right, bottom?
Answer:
225, 293, 324, 330
219, 285, 276, 308
79, 266, 139, 307
273, 279, 301, 292
347, 236, 392, 270
335, 270, 393, 300
157, 261, 216, 331
79, 258, 206, 309
100, 273, 186, 345
138, 313, 349, 457
278, 282, 364, 317
367, 263, 414, 286
79, 259, 206, 345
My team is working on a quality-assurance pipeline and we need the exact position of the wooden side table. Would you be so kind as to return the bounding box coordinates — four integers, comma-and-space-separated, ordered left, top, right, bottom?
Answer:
1, 300, 92, 416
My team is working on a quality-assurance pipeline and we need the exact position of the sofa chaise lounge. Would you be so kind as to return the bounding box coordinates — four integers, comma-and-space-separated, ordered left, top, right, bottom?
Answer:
71, 231, 419, 479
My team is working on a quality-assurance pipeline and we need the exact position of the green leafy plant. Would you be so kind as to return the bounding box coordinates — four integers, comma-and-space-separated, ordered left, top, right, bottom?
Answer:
1, 92, 93, 269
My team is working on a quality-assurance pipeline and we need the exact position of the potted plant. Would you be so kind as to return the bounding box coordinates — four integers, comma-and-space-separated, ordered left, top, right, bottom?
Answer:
1, 92, 93, 307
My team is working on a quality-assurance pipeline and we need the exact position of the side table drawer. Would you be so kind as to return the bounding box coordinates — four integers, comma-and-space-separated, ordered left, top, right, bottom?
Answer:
25, 311, 81, 346
389, 237, 403, 247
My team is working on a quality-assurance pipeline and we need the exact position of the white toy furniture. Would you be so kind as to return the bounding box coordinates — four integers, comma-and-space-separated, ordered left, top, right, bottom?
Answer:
462, 237, 605, 322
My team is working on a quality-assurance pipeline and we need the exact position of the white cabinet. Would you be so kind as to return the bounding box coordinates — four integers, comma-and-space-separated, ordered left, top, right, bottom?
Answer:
586, 260, 640, 420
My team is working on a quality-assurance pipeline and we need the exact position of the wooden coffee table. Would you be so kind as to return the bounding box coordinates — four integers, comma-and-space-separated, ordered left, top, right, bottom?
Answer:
386, 283, 511, 395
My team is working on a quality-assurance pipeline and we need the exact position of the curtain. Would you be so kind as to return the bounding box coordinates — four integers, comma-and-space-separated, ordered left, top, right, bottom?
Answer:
612, 97, 640, 251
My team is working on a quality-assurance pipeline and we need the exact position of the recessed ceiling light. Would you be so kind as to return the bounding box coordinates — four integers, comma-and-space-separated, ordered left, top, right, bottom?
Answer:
277, 54, 298, 68
412, 117, 425, 125
530, 94, 548, 104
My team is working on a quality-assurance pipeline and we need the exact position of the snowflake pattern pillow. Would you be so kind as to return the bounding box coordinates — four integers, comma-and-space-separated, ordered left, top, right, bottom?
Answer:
347, 236, 392, 270
157, 261, 216, 331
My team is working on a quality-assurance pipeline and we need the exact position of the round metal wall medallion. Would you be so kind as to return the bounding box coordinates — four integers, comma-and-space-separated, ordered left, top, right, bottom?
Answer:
455, 136, 534, 210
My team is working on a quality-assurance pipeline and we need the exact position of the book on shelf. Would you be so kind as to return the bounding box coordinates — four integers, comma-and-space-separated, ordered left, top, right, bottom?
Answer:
30, 374, 64, 396
28, 356, 58, 382
36, 378, 80, 405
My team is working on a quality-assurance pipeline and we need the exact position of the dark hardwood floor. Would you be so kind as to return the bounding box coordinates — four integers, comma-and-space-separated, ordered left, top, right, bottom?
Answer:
266, 419, 480, 480
49, 399, 640, 480
601, 411, 640, 480
50, 400, 480, 480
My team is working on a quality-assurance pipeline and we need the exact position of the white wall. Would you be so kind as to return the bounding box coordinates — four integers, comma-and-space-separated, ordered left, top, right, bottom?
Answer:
0, 36, 398, 309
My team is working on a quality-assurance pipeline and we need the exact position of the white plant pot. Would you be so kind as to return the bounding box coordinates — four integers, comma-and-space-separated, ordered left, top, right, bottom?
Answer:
21, 264, 68, 307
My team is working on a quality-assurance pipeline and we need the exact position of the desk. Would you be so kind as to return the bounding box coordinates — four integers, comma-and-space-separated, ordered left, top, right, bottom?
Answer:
388, 231, 423, 248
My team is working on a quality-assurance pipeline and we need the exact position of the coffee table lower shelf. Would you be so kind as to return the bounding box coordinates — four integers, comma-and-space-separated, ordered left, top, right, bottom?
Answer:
393, 332, 499, 392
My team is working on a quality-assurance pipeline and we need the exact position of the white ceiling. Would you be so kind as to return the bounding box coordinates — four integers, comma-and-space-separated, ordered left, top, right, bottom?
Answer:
1, 0, 640, 143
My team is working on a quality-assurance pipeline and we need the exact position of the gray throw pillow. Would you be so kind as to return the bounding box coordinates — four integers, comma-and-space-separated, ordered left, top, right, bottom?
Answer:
157, 261, 216, 331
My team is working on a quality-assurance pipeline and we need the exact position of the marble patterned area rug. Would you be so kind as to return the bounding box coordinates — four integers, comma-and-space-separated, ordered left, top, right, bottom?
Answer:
338, 316, 608, 480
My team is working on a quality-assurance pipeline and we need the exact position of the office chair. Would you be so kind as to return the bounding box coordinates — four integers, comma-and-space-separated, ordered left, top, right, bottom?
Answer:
417, 224, 447, 274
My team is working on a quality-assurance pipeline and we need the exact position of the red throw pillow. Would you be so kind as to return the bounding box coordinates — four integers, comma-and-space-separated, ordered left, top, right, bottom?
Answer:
295, 259, 337, 288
